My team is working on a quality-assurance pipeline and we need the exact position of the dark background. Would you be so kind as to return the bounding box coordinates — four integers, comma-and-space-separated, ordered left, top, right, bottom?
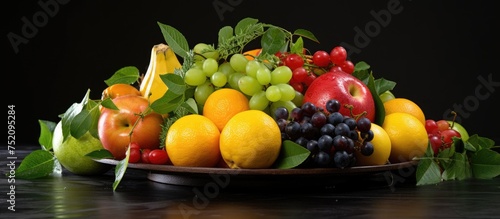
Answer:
3, 0, 499, 146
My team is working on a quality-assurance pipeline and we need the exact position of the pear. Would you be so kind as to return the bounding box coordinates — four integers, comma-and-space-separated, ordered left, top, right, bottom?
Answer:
52, 121, 111, 175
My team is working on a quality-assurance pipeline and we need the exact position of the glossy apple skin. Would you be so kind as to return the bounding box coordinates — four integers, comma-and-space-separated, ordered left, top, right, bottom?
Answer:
303, 71, 375, 121
98, 95, 164, 160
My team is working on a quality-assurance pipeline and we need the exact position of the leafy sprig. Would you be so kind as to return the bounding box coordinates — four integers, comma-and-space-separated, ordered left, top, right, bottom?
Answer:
416, 135, 500, 185
12, 68, 140, 186
11, 89, 101, 180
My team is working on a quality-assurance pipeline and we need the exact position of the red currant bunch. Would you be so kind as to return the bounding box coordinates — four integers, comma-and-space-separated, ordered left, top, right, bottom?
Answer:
425, 119, 462, 155
282, 46, 355, 95
128, 142, 170, 165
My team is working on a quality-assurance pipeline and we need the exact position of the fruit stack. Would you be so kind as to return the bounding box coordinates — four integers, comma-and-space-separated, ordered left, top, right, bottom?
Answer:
19, 17, 498, 189
55, 18, 464, 170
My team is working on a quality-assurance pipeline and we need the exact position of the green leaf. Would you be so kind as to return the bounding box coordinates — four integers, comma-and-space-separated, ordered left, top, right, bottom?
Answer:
463, 140, 477, 152
38, 120, 56, 151
158, 22, 190, 59
150, 90, 184, 114
425, 141, 435, 157
290, 37, 304, 54
367, 72, 385, 126
86, 99, 102, 139
437, 144, 455, 159
441, 153, 468, 180
234, 17, 259, 36
469, 148, 500, 179
113, 145, 130, 191
273, 140, 311, 169
15, 150, 58, 179
293, 29, 319, 43
70, 109, 92, 139
59, 89, 102, 141
218, 26, 233, 44
85, 149, 114, 159
352, 62, 371, 84
441, 152, 469, 180
160, 74, 186, 95
354, 61, 370, 72
104, 66, 140, 86
374, 78, 397, 95
180, 98, 199, 115
261, 27, 286, 55
416, 158, 442, 185
100, 98, 118, 110
61, 90, 90, 141
467, 134, 495, 151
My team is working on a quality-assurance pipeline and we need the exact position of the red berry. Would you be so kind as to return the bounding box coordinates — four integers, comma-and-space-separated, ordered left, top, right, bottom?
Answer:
303, 73, 317, 87
284, 53, 304, 71
149, 149, 169, 165
436, 120, 450, 131
290, 81, 304, 93
312, 50, 331, 67
329, 65, 344, 73
129, 148, 141, 163
425, 119, 439, 135
339, 60, 354, 74
441, 129, 461, 148
141, 149, 151, 164
330, 46, 347, 65
129, 142, 141, 150
292, 66, 308, 82
429, 135, 442, 155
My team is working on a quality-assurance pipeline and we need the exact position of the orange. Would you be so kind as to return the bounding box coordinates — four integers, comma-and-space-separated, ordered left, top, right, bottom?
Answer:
383, 98, 426, 125
220, 110, 282, 169
165, 114, 220, 167
382, 112, 428, 163
243, 48, 262, 60
355, 123, 391, 166
203, 88, 250, 131
101, 83, 141, 100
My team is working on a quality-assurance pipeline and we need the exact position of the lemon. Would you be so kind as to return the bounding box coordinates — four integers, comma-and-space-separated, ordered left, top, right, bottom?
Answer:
382, 113, 429, 163
165, 114, 221, 167
355, 123, 391, 166
52, 121, 111, 175
219, 110, 282, 169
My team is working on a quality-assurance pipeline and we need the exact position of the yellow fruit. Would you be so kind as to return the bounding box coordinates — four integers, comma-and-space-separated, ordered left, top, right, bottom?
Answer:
139, 43, 182, 103
220, 110, 282, 169
382, 113, 429, 163
165, 114, 220, 167
203, 88, 250, 131
355, 123, 391, 166
383, 98, 426, 125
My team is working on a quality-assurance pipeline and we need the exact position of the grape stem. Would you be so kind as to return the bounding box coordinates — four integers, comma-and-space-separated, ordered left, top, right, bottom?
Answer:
344, 104, 367, 120
449, 111, 458, 129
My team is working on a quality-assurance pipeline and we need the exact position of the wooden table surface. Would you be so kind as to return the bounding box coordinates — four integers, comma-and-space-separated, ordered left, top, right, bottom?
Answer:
2, 146, 500, 219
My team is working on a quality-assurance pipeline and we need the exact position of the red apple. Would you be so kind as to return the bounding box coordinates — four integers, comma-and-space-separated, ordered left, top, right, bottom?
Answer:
303, 71, 375, 121
98, 95, 164, 160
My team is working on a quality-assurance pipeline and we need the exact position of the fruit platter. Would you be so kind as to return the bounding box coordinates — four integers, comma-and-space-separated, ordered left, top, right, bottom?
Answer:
95, 158, 419, 187
15, 17, 500, 191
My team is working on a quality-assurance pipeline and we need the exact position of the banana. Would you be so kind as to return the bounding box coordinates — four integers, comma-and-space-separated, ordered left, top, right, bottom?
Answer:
140, 43, 182, 103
